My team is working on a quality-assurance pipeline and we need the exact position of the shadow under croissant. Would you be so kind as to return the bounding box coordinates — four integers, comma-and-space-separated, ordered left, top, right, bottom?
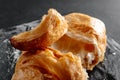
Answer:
88, 64, 116, 80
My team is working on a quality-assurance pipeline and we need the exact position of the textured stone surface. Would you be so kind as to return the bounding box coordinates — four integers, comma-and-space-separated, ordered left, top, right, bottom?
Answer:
0, 20, 120, 80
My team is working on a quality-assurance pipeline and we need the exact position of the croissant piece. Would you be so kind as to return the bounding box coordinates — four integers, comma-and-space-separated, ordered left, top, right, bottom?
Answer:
11, 49, 88, 80
52, 13, 107, 70
10, 9, 68, 51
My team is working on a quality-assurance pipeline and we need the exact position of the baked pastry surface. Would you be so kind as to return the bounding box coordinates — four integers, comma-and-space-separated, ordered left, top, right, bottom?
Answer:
11, 49, 88, 80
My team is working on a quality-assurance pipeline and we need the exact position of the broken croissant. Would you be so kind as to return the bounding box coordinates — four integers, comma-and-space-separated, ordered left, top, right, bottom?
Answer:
10, 9, 68, 51
52, 13, 107, 70
11, 49, 88, 80
10, 8, 107, 80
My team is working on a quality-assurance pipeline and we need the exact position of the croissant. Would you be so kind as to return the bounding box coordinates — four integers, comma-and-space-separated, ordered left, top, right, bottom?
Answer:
51, 13, 107, 70
10, 9, 107, 80
10, 9, 68, 51
11, 49, 88, 80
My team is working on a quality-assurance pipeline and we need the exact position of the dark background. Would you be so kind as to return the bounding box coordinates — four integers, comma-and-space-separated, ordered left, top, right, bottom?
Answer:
0, 0, 120, 43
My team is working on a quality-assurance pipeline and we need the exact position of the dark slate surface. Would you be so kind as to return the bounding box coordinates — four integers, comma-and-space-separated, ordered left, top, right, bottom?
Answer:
0, 20, 120, 80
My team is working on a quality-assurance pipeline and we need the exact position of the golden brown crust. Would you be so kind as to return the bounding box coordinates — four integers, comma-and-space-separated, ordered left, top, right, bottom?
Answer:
11, 49, 88, 80
10, 9, 68, 51
51, 13, 107, 70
